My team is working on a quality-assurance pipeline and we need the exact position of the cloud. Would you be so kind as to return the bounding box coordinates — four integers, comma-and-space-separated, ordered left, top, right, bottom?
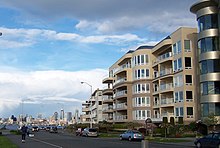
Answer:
0, 68, 107, 117
0, 0, 197, 34
0, 27, 147, 49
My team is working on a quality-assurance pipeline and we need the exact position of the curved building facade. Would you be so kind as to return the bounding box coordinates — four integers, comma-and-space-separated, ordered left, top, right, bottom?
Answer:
190, 0, 220, 121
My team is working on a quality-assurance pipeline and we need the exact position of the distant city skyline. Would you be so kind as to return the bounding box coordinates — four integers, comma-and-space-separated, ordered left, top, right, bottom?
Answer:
0, 0, 197, 118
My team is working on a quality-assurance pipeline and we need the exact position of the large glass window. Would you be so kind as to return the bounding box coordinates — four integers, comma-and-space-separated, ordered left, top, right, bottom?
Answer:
134, 69, 149, 79
187, 107, 193, 117
174, 91, 183, 102
132, 54, 149, 66
198, 14, 218, 32
185, 75, 193, 85
133, 97, 150, 107
201, 103, 220, 116
133, 110, 151, 120
185, 57, 192, 69
175, 107, 183, 117
172, 41, 182, 55
201, 81, 220, 95
198, 37, 219, 53
173, 58, 182, 72
174, 75, 183, 87
133, 83, 150, 94
184, 40, 191, 52
200, 59, 220, 74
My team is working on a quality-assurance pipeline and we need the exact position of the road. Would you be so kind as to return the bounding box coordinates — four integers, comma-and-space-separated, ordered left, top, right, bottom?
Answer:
5, 130, 194, 148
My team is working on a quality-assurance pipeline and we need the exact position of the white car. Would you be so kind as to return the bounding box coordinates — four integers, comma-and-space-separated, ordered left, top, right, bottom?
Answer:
82, 128, 98, 137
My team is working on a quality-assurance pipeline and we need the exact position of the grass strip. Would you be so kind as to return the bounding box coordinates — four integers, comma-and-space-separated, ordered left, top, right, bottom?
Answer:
0, 135, 18, 148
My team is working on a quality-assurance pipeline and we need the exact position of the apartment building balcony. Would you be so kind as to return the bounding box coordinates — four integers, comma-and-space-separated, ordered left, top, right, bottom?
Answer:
161, 112, 174, 118
113, 63, 131, 75
102, 95, 113, 103
103, 115, 113, 122
160, 68, 173, 77
160, 98, 174, 107
113, 103, 127, 110
151, 114, 162, 122
102, 76, 114, 84
113, 90, 127, 98
153, 52, 173, 66
153, 101, 160, 108
102, 86, 113, 95
114, 78, 127, 86
114, 115, 128, 122
82, 107, 90, 112
82, 114, 90, 119
160, 83, 174, 93
103, 105, 113, 113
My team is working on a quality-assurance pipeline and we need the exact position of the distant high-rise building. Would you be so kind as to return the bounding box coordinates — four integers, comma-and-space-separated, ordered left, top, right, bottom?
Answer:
66, 112, 72, 122
75, 109, 79, 123
54, 112, 58, 121
60, 109, 64, 120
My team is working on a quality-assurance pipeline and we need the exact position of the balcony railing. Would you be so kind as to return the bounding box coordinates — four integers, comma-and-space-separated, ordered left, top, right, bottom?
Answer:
160, 83, 173, 91
161, 112, 174, 117
153, 52, 172, 64
103, 95, 113, 101
114, 115, 127, 121
153, 101, 160, 107
103, 105, 113, 112
114, 78, 127, 85
161, 98, 174, 105
113, 103, 127, 110
113, 90, 127, 97
113, 63, 131, 74
160, 68, 173, 77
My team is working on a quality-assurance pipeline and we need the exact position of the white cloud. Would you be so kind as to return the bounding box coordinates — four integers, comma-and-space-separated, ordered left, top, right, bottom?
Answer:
0, 68, 107, 117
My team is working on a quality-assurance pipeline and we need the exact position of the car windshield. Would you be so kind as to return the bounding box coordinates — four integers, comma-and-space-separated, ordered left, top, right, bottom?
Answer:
89, 129, 97, 132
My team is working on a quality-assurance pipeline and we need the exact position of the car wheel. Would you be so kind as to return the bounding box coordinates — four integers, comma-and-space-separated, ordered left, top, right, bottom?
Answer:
196, 142, 201, 148
128, 137, 132, 141
120, 136, 123, 140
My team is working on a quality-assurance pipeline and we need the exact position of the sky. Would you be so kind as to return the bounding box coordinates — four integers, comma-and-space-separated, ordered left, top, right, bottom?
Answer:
0, 0, 198, 119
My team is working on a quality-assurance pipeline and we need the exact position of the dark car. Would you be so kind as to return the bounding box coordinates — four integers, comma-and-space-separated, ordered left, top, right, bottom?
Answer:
49, 126, 58, 133
194, 132, 220, 148
120, 130, 144, 141
32, 126, 39, 132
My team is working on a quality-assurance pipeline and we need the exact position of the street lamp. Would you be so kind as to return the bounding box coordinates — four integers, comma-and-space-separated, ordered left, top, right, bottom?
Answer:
81, 81, 93, 128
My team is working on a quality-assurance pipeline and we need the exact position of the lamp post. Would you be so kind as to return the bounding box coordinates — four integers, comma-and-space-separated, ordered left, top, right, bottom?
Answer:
81, 81, 93, 128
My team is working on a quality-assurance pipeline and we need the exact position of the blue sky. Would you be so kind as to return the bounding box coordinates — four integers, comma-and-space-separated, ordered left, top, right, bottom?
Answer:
0, 0, 197, 118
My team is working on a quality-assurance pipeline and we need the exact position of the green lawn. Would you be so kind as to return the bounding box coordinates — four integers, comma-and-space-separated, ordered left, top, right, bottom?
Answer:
98, 133, 119, 138
0, 135, 18, 148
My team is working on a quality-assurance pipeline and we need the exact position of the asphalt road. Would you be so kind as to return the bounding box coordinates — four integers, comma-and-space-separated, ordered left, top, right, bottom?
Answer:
5, 130, 194, 148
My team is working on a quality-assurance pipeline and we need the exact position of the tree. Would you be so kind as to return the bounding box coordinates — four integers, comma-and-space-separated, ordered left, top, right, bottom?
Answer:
202, 113, 218, 127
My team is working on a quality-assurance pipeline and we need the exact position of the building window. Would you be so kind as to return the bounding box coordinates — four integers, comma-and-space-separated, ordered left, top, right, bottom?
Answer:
201, 103, 220, 117
132, 54, 149, 66
174, 91, 183, 102
185, 57, 192, 69
198, 14, 218, 32
186, 91, 193, 102
198, 36, 219, 54
174, 75, 183, 87
134, 69, 149, 79
200, 59, 220, 75
133, 110, 151, 120
175, 107, 183, 117
201, 81, 220, 95
173, 41, 182, 55
187, 107, 193, 118
185, 75, 193, 85
173, 58, 182, 72
133, 97, 150, 107
133, 83, 150, 94
184, 40, 191, 52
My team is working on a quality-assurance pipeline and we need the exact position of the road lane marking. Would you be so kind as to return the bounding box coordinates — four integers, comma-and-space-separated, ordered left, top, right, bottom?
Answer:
31, 137, 63, 148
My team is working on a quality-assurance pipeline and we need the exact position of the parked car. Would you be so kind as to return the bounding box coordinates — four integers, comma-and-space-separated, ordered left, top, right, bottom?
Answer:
49, 126, 58, 133
194, 132, 220, 148
82, 128, 98, 137
32, 126, 39, 132
46, 126, 51, 131
120, 130, 144, 141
